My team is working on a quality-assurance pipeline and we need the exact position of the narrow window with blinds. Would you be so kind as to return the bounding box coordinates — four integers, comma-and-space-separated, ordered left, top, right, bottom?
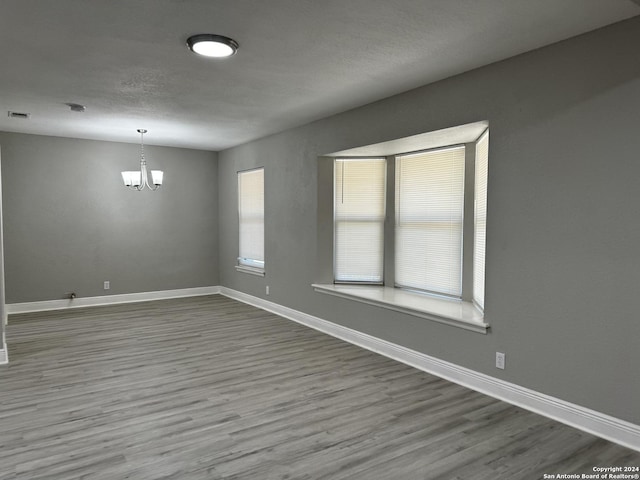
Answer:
238, 168, 265, 272
334, 158, 386, 283
395, 146, 466, 297
473, 131, 489, 309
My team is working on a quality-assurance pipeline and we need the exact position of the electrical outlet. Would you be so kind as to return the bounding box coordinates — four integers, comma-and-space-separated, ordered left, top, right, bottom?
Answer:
266, 285, 270, 295
496, 352, 506, 370
104, 281, 110, 290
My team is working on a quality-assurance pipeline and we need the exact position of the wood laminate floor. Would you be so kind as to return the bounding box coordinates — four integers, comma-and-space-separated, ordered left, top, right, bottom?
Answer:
1, 295, 638, 479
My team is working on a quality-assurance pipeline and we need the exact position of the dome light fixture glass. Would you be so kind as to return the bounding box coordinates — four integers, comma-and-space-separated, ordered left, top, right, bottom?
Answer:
187, 34, 239, 58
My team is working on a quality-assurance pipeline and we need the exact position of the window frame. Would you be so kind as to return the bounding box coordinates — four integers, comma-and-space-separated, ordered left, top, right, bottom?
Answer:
315, 122, 490, 332
237, 167, 265, 277
394, 144, 467, 299
473, 130, 489, 310
333, 157, 387, 285
324, 127, 489, 318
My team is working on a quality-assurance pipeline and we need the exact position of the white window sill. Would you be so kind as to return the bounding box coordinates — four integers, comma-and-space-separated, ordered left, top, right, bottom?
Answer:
236, 265, 266, 277
312, 284, 488, 334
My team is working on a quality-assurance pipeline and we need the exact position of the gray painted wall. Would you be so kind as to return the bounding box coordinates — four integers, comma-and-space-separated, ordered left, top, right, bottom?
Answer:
218, 17, 640, 424
0, 132, 219, 303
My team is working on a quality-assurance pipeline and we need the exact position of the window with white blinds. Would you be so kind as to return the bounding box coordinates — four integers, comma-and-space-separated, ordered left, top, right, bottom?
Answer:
329, 128, 488, 315
395, 146, 466, 297
334, 158, 386, 283
238, 168, 265, 270
473, 131, 489, 309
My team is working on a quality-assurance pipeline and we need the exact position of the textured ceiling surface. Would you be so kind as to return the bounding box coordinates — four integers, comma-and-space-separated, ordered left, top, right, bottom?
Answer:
0, 0, 638, 151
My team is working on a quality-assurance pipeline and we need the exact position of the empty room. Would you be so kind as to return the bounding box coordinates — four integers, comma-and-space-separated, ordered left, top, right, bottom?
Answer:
1, 1, 639, 479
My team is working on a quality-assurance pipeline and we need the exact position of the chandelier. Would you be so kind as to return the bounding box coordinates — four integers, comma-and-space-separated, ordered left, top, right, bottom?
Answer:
121, 129, 164, 191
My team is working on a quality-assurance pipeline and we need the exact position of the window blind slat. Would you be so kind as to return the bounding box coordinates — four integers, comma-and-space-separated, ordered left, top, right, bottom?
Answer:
395, 146, 465, 297
238, 168, 264, 268
334, 159, 386, 283
474, 132, 489, 309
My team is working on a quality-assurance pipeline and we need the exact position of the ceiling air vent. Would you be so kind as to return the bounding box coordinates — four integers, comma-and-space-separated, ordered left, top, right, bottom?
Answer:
7, 111, 31, 119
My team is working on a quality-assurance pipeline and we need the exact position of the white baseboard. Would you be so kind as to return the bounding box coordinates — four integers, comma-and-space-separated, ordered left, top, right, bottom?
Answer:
6, 286, 221, 317
219, 287, 640, 452
0, 345, 7, 365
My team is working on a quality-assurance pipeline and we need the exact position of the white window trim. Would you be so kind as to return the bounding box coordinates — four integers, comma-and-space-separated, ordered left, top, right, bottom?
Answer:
314, 122, 490, 333
236, 264, 266, 277
237, 167, 265, 276
312, 283, 488, 334
394, 145, 466, 298
334, 157, 387, 284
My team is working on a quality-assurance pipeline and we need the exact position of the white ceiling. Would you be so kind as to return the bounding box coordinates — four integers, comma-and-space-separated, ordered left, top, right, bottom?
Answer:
0, 0, 638, 151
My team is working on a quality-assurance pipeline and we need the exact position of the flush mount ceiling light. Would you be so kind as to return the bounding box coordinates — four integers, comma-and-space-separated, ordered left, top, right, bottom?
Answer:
186, 34, 238, 58
121, 129, 164, 191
